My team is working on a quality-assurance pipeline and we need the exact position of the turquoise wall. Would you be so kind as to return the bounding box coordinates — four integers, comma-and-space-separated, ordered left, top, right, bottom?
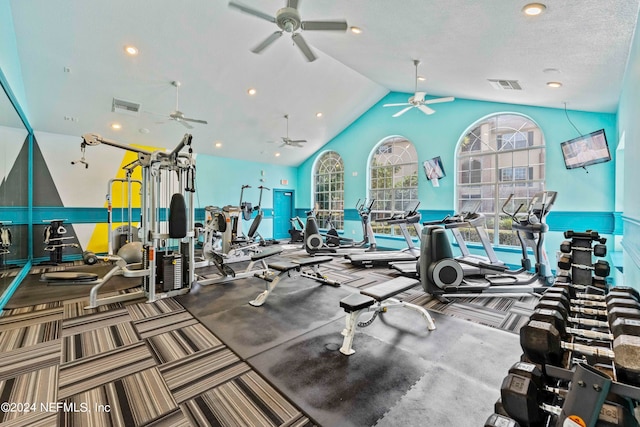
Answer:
617, 7, 640, 287
195, 154, 297, 238
297, 93, 618, 265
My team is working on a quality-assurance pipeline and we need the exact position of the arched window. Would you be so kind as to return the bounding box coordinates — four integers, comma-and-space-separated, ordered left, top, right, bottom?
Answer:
369, 137, 418, 235
456, 113, 545, 245
314, 151, 344, 229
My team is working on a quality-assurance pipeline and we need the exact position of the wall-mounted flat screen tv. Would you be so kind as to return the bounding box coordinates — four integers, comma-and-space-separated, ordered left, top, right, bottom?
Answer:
560, 129, 611, 169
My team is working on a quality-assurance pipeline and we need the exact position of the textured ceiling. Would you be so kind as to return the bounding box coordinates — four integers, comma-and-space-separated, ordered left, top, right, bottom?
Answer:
5, 0, 640, 166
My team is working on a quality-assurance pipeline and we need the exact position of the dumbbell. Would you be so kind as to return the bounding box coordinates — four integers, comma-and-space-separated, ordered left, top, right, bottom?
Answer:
560, 239, 607, 257
542, 287, 640, 312
554, 264, 608, 290
550, 282, 639, 302
82, 250, 98, 265
534, 295, 625, 324
557, 257, 611, 278
520, 320, 640, 385
536, 293, 640, 325
530, 308, 613, 342
564, 229, 607, 243
501, 369, 637, 427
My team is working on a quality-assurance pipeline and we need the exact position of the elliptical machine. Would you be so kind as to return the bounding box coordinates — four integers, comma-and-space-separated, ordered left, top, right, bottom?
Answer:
419, 191, 556, 298
304, 199, 376, 255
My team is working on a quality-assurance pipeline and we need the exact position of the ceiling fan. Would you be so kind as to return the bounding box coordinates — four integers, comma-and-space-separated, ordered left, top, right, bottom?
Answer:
156, 81, 208, 129
269, 114, 307, 148
228, 0, 348, 62
384, 60, 455, 117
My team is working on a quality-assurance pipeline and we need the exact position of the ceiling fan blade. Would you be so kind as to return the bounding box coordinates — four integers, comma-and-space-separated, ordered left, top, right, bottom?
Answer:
182, 117, 208, 125
287, 0, 299, 9
292, 33, 317, 62
301, 20, 348, 31
423, 96, 455, 105
392, 106, 414, 118
383, 102, 411, 107
177, 119, 194, 129
252, 31, 283, 54
228, 1, 276, 23
289, 139, 306, 143
417, 104, 436, 115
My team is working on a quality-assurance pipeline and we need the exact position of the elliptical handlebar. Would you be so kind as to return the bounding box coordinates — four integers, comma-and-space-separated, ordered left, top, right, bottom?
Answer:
501, 194, 524, 222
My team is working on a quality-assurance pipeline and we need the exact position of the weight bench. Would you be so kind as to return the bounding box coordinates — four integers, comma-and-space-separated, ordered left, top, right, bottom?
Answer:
199, 246, 283, 285
250, 255, 340, 307
41, 271, 101, 285
339, 276, 436, 355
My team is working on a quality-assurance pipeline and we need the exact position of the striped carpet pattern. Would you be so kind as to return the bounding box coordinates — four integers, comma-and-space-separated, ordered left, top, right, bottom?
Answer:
0, 296, 313, 426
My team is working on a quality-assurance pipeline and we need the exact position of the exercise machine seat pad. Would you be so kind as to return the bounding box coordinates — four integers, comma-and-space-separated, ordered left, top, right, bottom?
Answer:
41, 272, 99, 281
340, 293, 375, 312
169, 193, 187, 238
360, 277, 419, 301
267, 256, 333, 272
251, 247, 283, 261
268, 261, 300, 272
294, 256, 333, 266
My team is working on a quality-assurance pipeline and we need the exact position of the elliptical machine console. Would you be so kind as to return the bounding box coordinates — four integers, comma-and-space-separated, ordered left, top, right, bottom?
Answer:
420, 191, 557, 298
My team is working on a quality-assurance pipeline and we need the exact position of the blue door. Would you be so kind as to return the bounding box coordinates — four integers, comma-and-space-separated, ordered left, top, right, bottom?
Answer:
273, 189, 294, 240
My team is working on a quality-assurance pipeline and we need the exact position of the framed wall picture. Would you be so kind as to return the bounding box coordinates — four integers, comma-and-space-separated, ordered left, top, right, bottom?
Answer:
423, 156, 445, 181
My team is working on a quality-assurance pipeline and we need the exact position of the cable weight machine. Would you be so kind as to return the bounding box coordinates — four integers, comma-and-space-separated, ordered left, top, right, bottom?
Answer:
80, 132, 197, 306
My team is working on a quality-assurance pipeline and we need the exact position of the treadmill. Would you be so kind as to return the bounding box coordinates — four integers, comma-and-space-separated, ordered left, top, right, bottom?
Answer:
345, 202, 422, 267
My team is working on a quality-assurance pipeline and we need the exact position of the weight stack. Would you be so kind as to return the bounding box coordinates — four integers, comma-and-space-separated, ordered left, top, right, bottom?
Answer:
161, 253, 183, 292
142, 244, 150, 293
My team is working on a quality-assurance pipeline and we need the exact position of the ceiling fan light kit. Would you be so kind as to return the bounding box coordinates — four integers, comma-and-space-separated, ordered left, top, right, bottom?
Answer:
383, 59, 454, 117
228, 0, 348, 62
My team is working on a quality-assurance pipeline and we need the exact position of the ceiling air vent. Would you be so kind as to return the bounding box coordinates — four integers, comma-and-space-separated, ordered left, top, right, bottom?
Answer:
488, 79, 522, 90
112, 98, 141, 116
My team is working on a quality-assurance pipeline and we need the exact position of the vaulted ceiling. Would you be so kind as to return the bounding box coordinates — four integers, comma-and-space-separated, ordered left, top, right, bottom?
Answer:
6, 0, 639, 166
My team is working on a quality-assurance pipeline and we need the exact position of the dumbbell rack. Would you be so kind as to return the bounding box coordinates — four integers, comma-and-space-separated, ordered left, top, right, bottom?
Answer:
0, 220, 11, 268
42, 219, 78, 265
485, 229, 640, 427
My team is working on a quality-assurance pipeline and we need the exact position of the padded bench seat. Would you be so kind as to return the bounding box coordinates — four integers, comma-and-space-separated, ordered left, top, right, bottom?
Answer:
360, 277, 419, 301
251, 246, 283, 261
41, 271, 99, 283
339, 276, 435, 355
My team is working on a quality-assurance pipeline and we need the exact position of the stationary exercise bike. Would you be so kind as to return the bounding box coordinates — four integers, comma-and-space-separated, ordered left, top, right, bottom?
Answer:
304, 199, 376, 254
420, 191, 556, 298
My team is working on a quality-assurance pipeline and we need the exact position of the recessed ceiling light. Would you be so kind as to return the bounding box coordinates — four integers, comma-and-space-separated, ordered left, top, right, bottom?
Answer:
522, 3, 546, 16
214, 141, 222, 148
350, 26, 362, 34
247, 88, 257, 95
417, 76, 426, 81
275, 152, 281, 157
316, 112, 323, 118
111, 123, 122, 130
139, 128, 150, 134
124, 45, 138, 55
546, 81, 562, 88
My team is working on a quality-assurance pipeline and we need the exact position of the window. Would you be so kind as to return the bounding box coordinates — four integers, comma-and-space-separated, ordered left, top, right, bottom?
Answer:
369, 137, 419, 235
314, 151, 344, 229
456, 114, 545, 246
